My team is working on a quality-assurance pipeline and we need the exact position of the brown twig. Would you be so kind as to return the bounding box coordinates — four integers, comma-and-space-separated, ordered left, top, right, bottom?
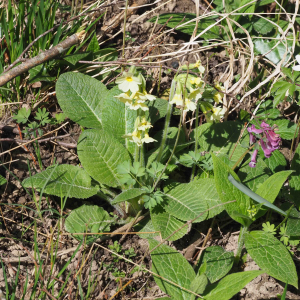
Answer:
0, 34, 80, 87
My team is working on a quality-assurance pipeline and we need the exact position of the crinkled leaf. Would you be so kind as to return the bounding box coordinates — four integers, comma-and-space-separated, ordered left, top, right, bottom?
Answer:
151, 206, 188, 241
286, 208, 300, 236
245, 231, 298, 288
254, 171, 293, 219
263, 150, 286, 173
134, 218, 159, 239
289, 144, 300, 208
163, 180, 208, 223
111, 188, 146, 204
149, 239, 196, 300
56, 72, 105, 128
65, 205, 113, 244
195, 121, 249, 168
148, 98, 169, 124
238, 157, 271, 191
202, 271, 263, 300
268, 119, 298, 140
77, 129, 131, 187
189, 274, 208, 298
197, 246, 234, 283
212, 154, 251, 226
22, 164, 99, 199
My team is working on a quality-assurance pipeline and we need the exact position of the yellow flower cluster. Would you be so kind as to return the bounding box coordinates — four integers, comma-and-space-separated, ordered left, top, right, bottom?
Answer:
247, 205, 257, 219
123, 117, 157, 147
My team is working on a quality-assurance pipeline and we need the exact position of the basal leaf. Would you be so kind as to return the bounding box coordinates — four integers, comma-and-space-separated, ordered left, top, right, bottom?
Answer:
149, 239, 196, 300
22, 164, 99, 199
163, 180, 208, 222
189, 274, 208, 298
111, 188, 146, 204
195, 121, 249, 168
148, 98, 169, 124
245, 231, 298, 288
77, 129, 131, 187
197, 246, 234, 283
202, 271, 263, 300
151, 206, 188, 241
212, 154, 251, 226
268, 119, 298, 140
289, 143, 300, 208
254, 171, 293, 219
263, 149, 286, 173
56, 72, 107, 128
65, 205, 113, 244
286, 208, 300, 236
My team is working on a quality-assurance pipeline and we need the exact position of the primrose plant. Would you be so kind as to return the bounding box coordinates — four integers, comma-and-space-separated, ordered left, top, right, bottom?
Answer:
21, 61, 300, 299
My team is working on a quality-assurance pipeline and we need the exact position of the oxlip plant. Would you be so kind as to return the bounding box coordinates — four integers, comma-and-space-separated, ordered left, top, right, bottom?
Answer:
21, 61, 300, 299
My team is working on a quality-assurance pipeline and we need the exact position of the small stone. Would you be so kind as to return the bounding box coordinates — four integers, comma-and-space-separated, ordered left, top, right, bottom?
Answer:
68, 155, 77, 161
18, 197, 26, 204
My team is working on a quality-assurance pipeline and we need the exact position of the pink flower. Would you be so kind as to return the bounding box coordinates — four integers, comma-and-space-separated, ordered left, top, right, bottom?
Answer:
249, 149, 258, 168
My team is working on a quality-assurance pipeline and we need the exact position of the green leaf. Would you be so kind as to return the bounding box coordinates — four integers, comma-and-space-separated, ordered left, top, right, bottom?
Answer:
65, 205, 113, 244
151, 206, 188, 241
22, 164, 99, 199
100, 86, 137, 154
56, 72, 106, 129
163, 180, 208, 223
286, 208, 300, 236
238, 157, 272, 191
197, 246, 234, 283
149, 239, 196, 300
148, 98, 169, 124
263, 150, 286, 173
271, 81, 294, 107
77, 129, 131, 187
228, 174, 287, 217
195, 121, 249, 168
134, 218, 159, 239
111, 188, 146, 204
13, 107, 31, 124
289, 143, 300, 208
254, 37, 293, 66
254, 171, 293, 219
268, 119, 298, 140
252, 17, 275, 35
148, 13, 220, 40
212, 154, 251, 226
189, 274, 208, 298
0, 175, 7, 186
29, 64, 55, 83
202, 271, 263, 300
63, 52, 90, 65
86, 33, 100, 52
245, 231, 298, 288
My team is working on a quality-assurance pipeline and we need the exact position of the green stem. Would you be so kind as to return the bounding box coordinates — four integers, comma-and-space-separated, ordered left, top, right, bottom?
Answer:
234, 225, 248, 265
156, 80, 175, 164
121, 0, 129, 72
275, 204, 294, 231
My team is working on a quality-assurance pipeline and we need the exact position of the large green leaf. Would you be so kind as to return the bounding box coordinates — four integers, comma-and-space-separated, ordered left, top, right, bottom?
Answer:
263, 149, 286, 173
195, 121, 249, 168
245, 231, 298, 288
22, 164, 98, 199
148, 13, 220, 40
197, 246, 234, 283
254, 37, 293, 65
151, 206, 188, 241
254, 171, 293, 219
111, 188, 146, 204
149, 239, 196, 300
238, 157, 271, 191
268, 119, 298, 140
100, 86, 137, 154
77, 129, 131, 187
65, 205, 113, 244
286, 208, 300, 236
212, 154, 251, 226
202, 271, 263, 300
290, 143, 300, 208
163, 180, 209, 223
148, 98, 169, 125
56, 72, 105, 128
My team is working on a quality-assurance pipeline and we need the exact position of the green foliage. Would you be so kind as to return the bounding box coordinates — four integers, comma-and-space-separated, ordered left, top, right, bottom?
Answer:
65, 205, 114, 244
13, 107, 31, 124
262, 222, 276, 235
244, 231, 298, 288
22, 164, 99, 199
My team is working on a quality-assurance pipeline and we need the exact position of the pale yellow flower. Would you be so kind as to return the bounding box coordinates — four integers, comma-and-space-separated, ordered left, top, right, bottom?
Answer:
142, 133, 157, 144
138, 118, 152, 131
123, 130, 143, 146
205, 107, 226, 123
213, 92, 223, 104
184, 99, 197, 112
170, 94, 183, 106
125, 101, 149, 111
116, 72, 141, 93
195, 60, 205, 73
